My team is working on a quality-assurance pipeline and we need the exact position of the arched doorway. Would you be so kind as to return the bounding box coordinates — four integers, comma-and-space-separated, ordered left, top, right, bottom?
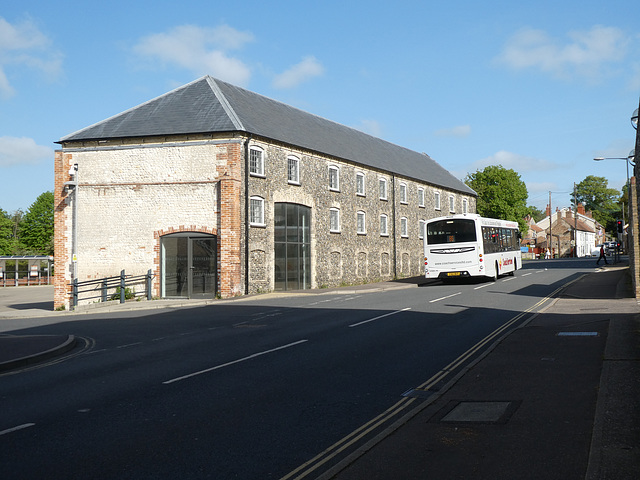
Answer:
161, 233, 217, 298
274, 203, 311, 291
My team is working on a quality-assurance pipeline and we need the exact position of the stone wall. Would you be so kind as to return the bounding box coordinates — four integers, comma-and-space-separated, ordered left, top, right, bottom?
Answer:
245, 138, 476, 293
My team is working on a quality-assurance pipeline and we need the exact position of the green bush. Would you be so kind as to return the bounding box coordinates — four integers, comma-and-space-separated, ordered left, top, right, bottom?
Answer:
111, 287, 135, 301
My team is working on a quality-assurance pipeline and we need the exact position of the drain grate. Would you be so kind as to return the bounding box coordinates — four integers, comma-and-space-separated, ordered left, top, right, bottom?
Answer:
437, 401, 520, 424
557, 331, 599, 337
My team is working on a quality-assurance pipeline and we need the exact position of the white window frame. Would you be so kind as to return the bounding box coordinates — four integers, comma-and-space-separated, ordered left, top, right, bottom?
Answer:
329, 165, 340, 191
418, 187, 425, 208
380, 214, 389, 236
419, 219, 426, 239
400, 182, 408, 204
462, 198, 468, 214
249, 147, 265, 177
330, 208, 341, 233
357, 211, 366, 235
379, 178, 388, 200
434, 191, 441, 211
288, 156, 300, 185
356, 172, 366, 196
249, 196, 265, 226
400, 217, 408, 238
449, 195, 455, 213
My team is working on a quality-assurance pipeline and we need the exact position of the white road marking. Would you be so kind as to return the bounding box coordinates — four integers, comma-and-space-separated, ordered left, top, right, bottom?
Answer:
116, 342, 142, 349
522, 272, 532, 277
0, 423, 35, 436
429, 292, 462, 303
163, 339, 308, 385
474, 284, 491, 290
348, 308, 411, 327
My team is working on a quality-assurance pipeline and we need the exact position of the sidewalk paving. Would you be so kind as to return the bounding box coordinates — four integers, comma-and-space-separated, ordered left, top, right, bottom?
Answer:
0, 264, 638, 479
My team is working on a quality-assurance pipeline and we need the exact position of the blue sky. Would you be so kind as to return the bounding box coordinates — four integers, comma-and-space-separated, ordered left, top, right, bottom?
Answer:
1, 0, 639, 214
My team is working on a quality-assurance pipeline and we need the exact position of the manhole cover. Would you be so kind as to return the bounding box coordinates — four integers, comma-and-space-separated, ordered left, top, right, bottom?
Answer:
441, 401, 513, 423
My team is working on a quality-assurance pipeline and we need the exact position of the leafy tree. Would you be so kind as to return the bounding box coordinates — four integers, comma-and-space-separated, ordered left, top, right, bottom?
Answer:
0, 208, 14, 255
464, 165, 529, 232
19, 191, 54, 255
572, 176, 620, 233
527, 205, 546, 222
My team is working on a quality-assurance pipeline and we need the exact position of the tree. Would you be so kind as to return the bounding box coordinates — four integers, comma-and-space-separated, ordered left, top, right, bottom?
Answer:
527, 205, 546, 222
19, 191, 54, 255
573, 176, 620, 233
464, 165, 529, 232
0, 208, 14, 255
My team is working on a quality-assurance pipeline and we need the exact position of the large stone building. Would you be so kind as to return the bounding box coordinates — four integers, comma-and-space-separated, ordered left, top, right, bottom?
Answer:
54, 76, 476, 309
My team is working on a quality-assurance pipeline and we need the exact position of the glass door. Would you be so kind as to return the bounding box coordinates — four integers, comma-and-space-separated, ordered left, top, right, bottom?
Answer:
161, 234, 217, 298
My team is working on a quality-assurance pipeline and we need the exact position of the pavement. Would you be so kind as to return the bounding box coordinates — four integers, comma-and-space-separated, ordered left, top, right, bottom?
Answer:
0, 262, 638, 479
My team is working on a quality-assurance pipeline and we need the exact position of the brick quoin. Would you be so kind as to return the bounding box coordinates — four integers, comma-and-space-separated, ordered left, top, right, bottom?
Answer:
217, 144, 243, 297
53, 151, 73, 310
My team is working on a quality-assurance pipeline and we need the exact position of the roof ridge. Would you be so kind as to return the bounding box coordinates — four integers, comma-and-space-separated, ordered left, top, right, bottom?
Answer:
205, 76, 245, 131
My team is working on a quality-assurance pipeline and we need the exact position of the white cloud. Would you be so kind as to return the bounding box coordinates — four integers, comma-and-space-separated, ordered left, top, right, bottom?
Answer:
133, 24, 254, 85
272, 56, 324, 89
354, 119, 383, 137
434, 125, 471, 138
496, 25, 628, 81
0, 136, 53, 167
468, 150, 560, 173
0, 16, 63, 98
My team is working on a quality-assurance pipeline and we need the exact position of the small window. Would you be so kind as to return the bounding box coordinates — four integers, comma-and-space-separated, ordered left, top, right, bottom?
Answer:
329, 165, 340, 191
357, 211, 366, 234
400, 217, 408, 238
419, 219, 426, 239
249, 147, 264, 177
356, 172, 365, 196
249, 196, 265, 226
330, 208, 340, 232
400, 183, 408, 204
462, 198, 468, 214
379, 178, 387, 200
380, 214, 389, 236
288, 156, 300, 184
418, 188, 425, 208
449, 195, 455, 213
434, 192, 441, 211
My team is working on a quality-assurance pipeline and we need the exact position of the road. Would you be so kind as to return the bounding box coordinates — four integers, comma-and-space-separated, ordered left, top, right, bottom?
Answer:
0, 259, 596, 479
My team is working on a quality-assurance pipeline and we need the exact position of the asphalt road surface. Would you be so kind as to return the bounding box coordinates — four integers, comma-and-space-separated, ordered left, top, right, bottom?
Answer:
0, 259, 596, 479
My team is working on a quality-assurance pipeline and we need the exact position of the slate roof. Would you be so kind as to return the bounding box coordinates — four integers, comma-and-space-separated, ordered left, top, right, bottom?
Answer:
59, 76, 476, 196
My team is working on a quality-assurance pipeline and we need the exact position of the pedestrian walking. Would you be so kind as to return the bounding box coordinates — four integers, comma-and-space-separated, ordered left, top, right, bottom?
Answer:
596, 245, 608, 265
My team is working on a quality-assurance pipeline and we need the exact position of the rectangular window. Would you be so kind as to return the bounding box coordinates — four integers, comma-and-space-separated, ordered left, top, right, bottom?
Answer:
449, 195, 455, 213
462, 198, 468, 214
418, 188, 425, 207
329, 166, 340, 191
357, 211, 366, 234
288, 156, 300, 184
250, 197, 265, 226
380, 214, 388, 236
419, 219, 425, 239
400, 183, 407, 204
249, 148, 264, 176
330, 208, 340, 232
356, 172, 365, 196
379, 178, 387, 200
400, 217, 408, 237
435, 192, 441, 210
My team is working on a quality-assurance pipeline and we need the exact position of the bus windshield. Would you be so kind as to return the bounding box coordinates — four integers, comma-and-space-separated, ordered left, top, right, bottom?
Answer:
426, 219, 477, 245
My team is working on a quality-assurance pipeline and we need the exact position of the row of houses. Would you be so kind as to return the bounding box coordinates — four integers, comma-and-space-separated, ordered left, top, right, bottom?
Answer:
522, 204, 605, 258
54, 76, 477, 309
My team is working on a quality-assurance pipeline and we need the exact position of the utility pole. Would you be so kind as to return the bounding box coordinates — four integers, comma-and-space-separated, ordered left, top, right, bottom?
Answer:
548, 191, 552, 258
574, 183, 578, 257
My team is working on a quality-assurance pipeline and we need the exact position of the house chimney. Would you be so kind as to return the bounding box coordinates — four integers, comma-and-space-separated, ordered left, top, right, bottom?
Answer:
577, 203, 585, 215
545, 204, 550, 217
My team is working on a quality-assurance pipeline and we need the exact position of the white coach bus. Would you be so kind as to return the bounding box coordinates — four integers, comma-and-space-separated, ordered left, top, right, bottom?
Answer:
424, 214, 522, 280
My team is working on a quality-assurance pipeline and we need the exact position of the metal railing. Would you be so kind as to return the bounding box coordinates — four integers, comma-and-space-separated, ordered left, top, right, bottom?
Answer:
70, 269, 154, 310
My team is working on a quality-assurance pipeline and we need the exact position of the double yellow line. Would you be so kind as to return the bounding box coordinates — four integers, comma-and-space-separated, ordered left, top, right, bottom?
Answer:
281, 278, 579, 479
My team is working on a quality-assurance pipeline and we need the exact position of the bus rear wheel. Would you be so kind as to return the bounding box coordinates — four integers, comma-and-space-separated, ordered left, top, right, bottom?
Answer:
493, 262, 499, 281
